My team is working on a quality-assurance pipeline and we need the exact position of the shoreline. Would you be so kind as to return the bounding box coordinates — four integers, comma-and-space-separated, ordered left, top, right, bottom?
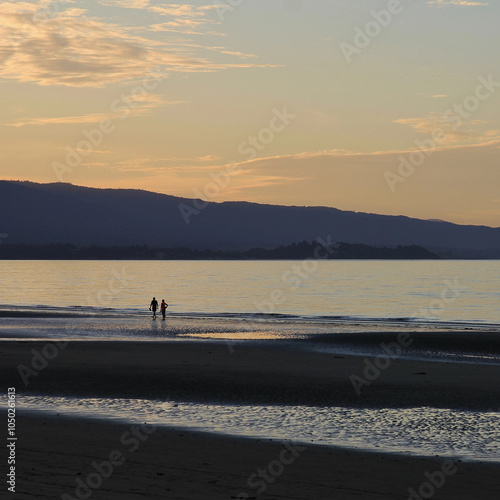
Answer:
2, 304, 500, 329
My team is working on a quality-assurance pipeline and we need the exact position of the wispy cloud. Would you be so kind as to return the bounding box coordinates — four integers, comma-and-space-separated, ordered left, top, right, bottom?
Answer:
220, 137, 500, 174
107, 137, 500, 194
427, 0, 488, 6
393, 113, 500, 146
194, 140, 500, 214
97, 0, 150, 7
5, 95, 182, 127
71, 140, 500, 226
0, 3, 189, 87
0, 1, 277, 87
111, 155, 224, 173
412, 93, 450, 99
97, 1, 224, 33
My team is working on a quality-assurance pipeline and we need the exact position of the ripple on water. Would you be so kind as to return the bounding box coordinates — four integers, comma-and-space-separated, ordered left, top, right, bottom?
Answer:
1, 395, 499, 462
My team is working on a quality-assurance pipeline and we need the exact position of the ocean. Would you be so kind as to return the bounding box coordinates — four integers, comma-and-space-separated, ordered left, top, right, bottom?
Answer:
0, 259, 499, 325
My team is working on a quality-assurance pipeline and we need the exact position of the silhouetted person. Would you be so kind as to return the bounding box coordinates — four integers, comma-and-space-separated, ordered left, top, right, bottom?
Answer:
160, 299, 168, 320
149, 297, 158, 319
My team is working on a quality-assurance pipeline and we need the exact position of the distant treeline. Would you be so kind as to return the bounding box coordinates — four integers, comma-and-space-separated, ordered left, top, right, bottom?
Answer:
0, 241, 440, 260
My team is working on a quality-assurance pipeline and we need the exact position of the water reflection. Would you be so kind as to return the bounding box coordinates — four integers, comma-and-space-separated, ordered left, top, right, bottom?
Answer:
4, 395, 498, 463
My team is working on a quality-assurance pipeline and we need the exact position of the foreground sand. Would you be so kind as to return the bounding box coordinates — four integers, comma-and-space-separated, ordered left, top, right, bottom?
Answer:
6, 412, 499, 499
1, 340, 499, 409
1, 339, 499, 498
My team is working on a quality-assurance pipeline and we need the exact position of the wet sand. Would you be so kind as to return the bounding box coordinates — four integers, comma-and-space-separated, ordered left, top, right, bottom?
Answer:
1, 340, 499, 409
1, 337, 500, 498
5, 411, 499, 499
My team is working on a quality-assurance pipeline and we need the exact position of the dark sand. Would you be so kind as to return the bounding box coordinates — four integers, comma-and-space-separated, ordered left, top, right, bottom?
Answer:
1, 339, 499, 499
1, 340, 499, 409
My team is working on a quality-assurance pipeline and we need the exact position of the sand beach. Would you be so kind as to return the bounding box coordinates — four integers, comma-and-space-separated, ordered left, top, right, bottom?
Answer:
1, 316, 499, 499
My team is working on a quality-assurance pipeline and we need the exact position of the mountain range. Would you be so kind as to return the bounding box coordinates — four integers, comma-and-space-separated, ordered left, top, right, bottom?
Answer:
1, 181, 499, 258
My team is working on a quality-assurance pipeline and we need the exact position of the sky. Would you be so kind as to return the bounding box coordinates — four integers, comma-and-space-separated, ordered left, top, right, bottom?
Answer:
1, 0, 500, 227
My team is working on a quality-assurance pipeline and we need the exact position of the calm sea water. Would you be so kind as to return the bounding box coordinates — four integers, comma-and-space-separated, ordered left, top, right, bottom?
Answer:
0, 260, 499, 325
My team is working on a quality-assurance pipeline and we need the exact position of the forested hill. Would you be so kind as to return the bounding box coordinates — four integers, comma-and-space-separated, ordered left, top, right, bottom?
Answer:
0, 241, 439, 260
1, 181, 499, 257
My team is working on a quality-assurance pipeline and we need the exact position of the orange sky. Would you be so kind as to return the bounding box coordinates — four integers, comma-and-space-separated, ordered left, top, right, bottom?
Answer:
1, 0, 499, 227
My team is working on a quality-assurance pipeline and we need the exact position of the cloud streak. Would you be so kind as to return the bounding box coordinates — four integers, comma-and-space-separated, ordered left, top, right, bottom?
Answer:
5, 95, 184, 127
0, 1, 277, 87
427, 0, 488, 6
94, 138, 500, 226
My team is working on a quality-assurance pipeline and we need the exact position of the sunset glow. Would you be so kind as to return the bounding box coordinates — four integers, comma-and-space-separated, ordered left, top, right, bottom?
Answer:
1, 0, 499, 226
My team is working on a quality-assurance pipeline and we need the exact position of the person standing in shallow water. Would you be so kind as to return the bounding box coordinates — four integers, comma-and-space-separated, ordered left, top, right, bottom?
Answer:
160, 299, 168, 320
149, 297, 158, 319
